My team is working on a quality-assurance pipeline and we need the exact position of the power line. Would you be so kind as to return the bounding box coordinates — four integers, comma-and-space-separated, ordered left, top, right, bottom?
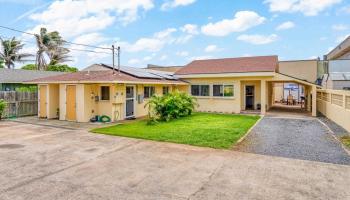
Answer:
0, 25, 112, 50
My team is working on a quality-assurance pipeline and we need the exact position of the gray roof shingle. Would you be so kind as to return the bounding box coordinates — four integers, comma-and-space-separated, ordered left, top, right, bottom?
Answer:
0, 68, 66, 83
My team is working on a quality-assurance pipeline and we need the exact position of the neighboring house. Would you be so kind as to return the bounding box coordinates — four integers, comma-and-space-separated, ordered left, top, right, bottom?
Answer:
321, 36, 350, 90
326, 36, 350, 60
0, 68, 65, 91
146, 64, 183, 73
321, 72, 350, 90
27, 56, 319, 123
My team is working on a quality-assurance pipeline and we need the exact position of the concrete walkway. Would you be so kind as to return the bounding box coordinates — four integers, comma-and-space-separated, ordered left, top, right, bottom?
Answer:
0, 121, 350, 199
235, 116, 350, 165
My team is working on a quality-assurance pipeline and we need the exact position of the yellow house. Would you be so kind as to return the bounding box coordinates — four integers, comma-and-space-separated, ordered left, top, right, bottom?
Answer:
29, 66, 188, 122
174, 56, 318, 116
28, 56, 319, 123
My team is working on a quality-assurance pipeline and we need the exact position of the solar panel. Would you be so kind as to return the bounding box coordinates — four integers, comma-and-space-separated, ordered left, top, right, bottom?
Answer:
101, 64, 178, 80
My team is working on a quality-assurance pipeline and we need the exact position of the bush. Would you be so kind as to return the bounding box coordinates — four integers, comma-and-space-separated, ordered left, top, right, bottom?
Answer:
145, 91, 197, 123
15, 86, 38, 92
0, 99, 7, 120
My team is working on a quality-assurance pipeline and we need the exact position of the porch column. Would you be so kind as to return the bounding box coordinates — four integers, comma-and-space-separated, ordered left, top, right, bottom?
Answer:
307, 87, 311, 112
261, 80, 266, 115
312, 85, 317, 117
236, 81, 241, 113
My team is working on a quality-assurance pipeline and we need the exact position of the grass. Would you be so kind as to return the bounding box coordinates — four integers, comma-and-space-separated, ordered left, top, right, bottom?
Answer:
91, 112, 260, 149
341, 135, 350, 148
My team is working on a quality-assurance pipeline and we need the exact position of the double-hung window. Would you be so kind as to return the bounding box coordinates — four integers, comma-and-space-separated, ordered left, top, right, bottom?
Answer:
213, 84, 234, 97
100, 86, 110, 100
144, 86, 155, 98
191, 85, 209, 96
162, 86, 169, 95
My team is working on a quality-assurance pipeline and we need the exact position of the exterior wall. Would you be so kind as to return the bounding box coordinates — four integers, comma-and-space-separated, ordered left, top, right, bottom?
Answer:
181, 77, 250, 113
57, 83, 180, 122
278, 60, 318, 83
273, 83, 284, 102
47, 84, 59, 119
332, 80, 350, 90
317, 89, 350, 132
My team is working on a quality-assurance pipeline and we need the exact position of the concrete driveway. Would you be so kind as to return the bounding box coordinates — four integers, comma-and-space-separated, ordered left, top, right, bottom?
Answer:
0, 121, 350, 200
235, 116, 350, 165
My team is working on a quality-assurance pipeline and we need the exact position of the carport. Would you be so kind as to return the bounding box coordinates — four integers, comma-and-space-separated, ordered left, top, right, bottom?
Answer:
263, 73, 318, 116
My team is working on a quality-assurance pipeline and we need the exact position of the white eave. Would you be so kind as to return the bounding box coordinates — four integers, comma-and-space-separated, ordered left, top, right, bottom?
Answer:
175, 72, 275, 78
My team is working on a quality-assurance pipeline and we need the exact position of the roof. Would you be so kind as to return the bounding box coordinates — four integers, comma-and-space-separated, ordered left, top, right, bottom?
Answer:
175, 55, 278, 75
26, 67, 187, 85
147, 64, 183, 72
0, 68, 66, 83
326, 36, 350, 60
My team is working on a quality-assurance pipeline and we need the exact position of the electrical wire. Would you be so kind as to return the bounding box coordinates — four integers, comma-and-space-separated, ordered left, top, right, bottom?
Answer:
0, 25, 112, 50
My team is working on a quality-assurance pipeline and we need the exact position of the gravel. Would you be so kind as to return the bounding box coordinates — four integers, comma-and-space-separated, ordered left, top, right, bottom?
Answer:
235, 117, 350, 165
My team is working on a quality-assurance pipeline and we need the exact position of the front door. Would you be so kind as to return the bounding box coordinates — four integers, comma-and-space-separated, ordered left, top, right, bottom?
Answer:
66, 85, 76, 121
39, 85, 47, 118
125, 86, 135, 118
245, 86, 255, 110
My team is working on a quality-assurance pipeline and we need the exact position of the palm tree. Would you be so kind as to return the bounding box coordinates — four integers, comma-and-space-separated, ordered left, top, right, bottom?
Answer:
34, 28, 70, 70
0, 37, 32, 69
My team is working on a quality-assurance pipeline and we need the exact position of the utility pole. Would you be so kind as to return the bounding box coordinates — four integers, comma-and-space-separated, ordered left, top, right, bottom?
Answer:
117, 46, 121, 74
112, 45, 115, 74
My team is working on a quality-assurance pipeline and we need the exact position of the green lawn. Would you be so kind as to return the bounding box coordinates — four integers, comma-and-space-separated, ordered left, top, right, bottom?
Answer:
91, 113, 260, 149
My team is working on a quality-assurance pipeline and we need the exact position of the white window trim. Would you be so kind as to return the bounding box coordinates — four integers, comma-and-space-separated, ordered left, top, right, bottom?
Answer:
190, 84, 210, 97
144, 86, 155, 99
100, 86, 111, 101
213, 83, 235, 98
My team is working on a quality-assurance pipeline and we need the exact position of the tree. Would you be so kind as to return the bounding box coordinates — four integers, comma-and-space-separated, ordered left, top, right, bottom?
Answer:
0, 37, 32, 69
47, 64, 77, 72
0, 58, 4, 68
34, 28, 70, 70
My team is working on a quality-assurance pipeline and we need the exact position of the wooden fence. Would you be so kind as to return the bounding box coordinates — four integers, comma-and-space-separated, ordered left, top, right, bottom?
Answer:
0, 91, 38, 118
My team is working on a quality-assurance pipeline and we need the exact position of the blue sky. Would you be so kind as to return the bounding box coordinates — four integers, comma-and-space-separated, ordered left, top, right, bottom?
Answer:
0, 0, 350, 69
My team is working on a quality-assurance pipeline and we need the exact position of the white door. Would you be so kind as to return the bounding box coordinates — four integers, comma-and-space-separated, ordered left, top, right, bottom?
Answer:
125, 86, 135, 118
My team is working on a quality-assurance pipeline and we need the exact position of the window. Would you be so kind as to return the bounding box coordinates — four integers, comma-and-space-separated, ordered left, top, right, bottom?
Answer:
191, 85, 209, 96
101, 86, 110, 100
144, 86, 155, 98
213, 84, 234, 97
162, 86, 169, 95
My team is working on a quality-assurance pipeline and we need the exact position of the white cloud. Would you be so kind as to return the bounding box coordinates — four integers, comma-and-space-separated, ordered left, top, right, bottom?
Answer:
176, 51, 189, 56
204, 45, 221, 52
276, 21, 295, 30
28, 0, 154, 38
264, 0, 342, 16
180, 24, 199, 35
143, 56, 152, 61
159, 55, 168, 61
119, 28, 178, 52
237, 34, 279, 45
174, 35, 193, 44
128, 58, 141, 65
332, 24, 348, 31
161, 0, 196, 10
190, 55, 213, 60
201, 11, 266, 37
73, 33, 107, 45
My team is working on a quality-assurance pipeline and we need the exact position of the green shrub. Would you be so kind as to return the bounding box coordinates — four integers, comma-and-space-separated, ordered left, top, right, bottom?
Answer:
0, 99, 7, 120
15, 86, 38, 92
145, 91, 197, 123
